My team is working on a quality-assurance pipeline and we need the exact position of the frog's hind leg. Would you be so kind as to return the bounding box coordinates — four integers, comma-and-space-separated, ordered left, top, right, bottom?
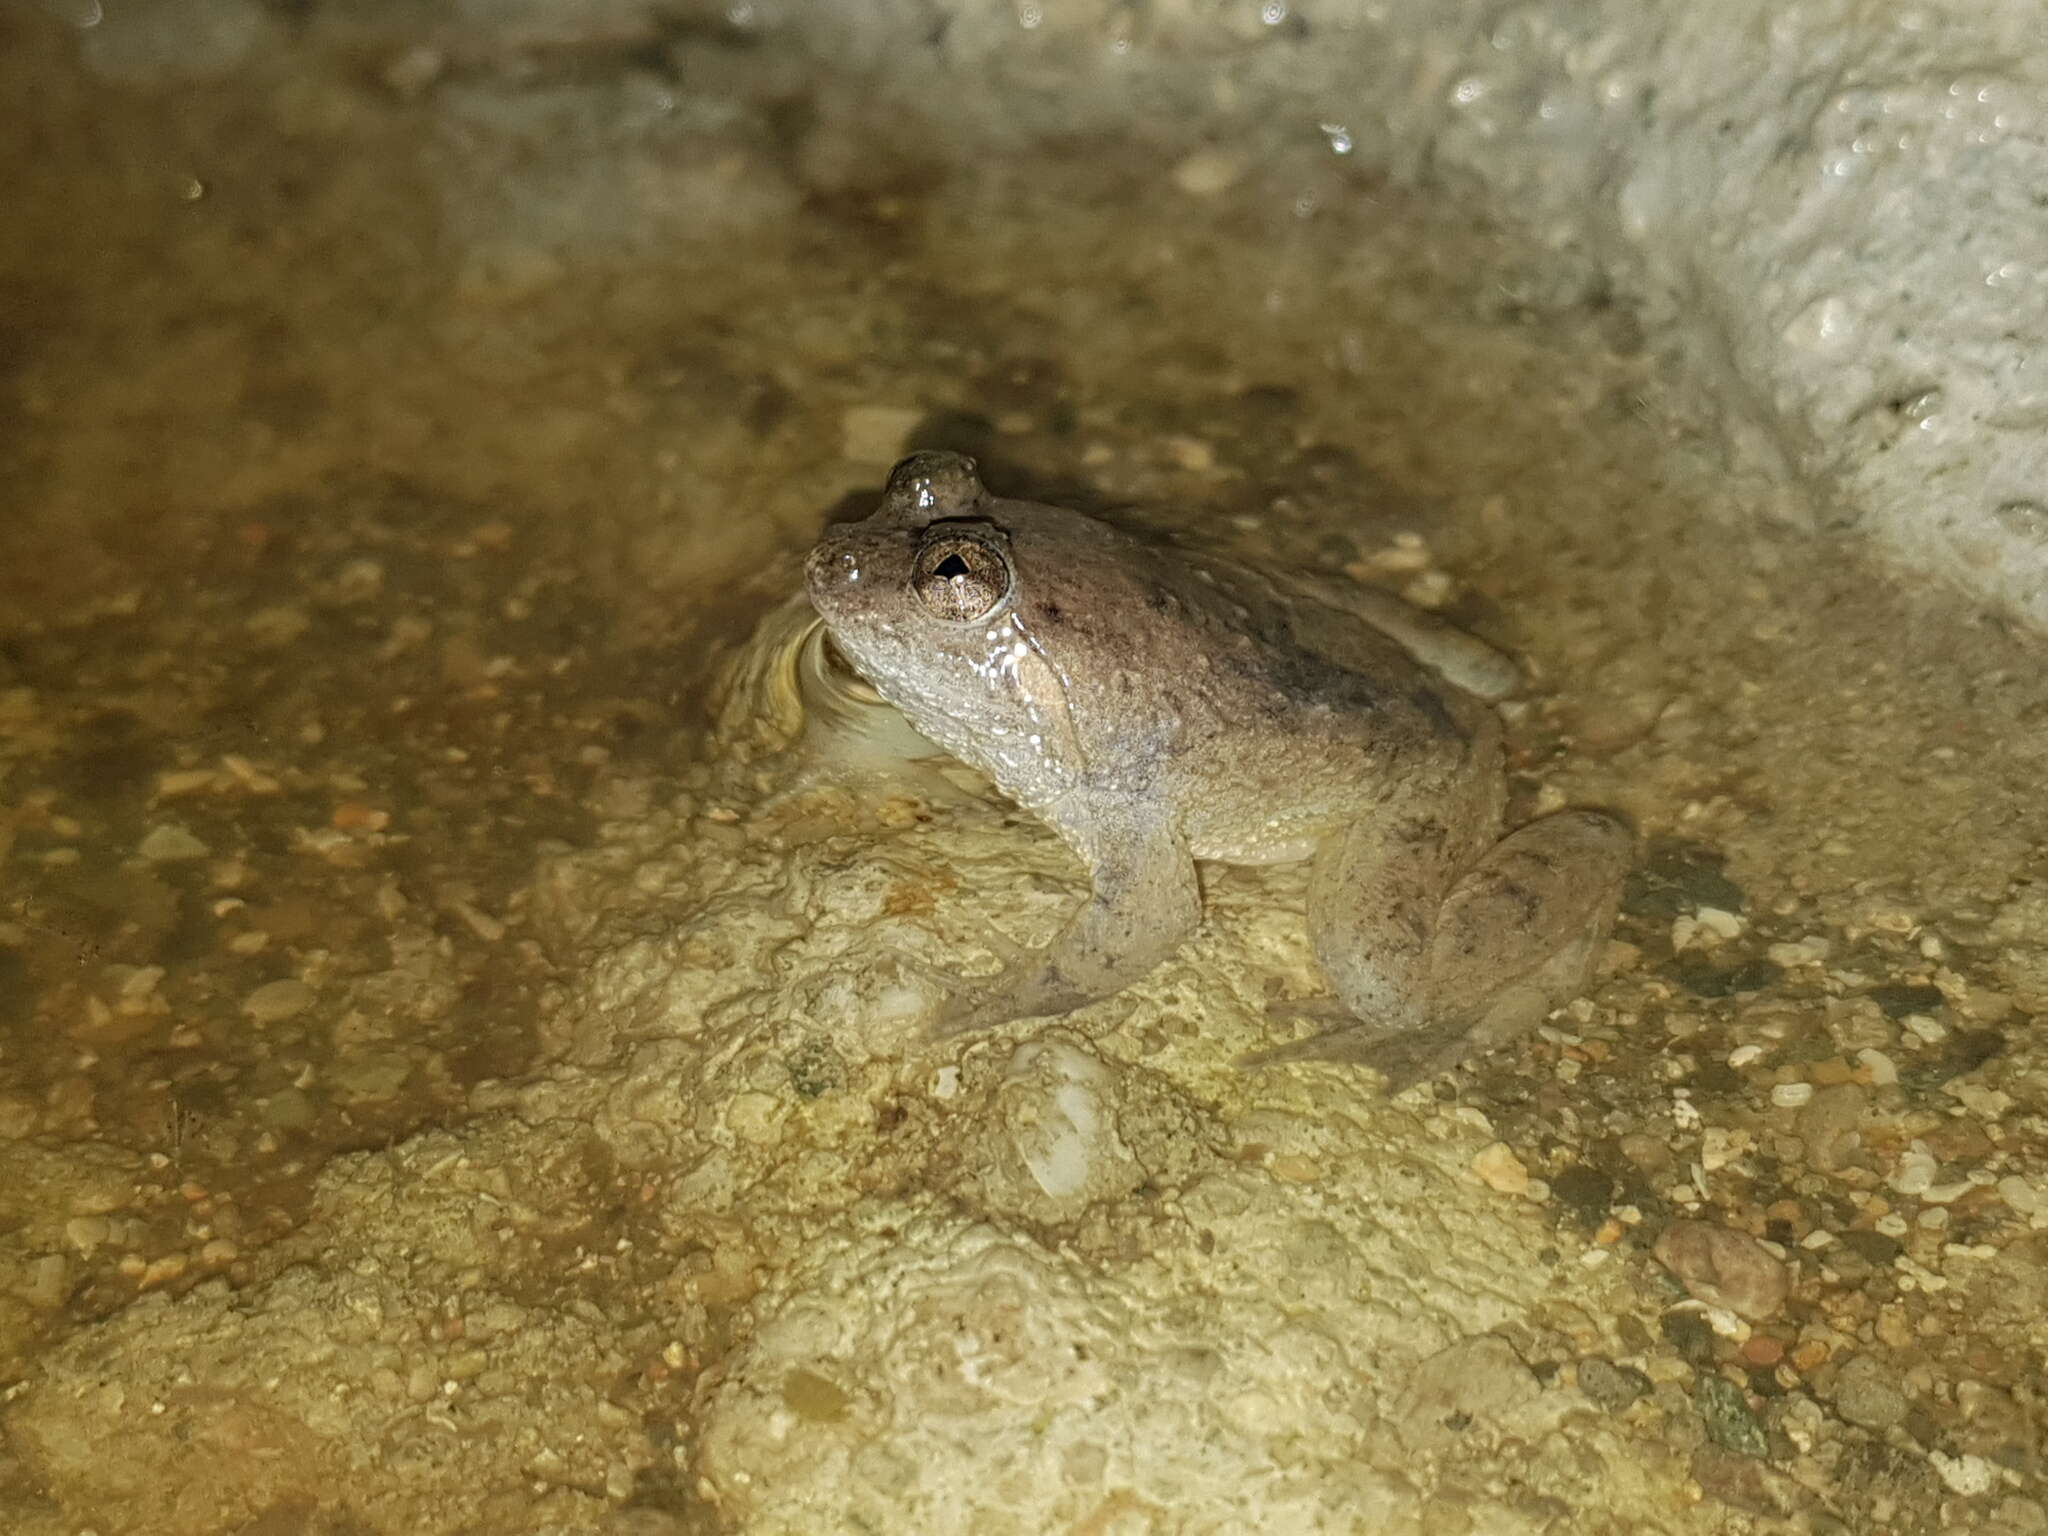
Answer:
1246, 809, 1632, 1090
1244, 799, 1496, 1067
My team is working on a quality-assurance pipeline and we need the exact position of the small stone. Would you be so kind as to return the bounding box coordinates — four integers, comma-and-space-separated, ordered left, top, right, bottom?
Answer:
1890, 1143, 1938, 1196
242, 979, 316, 1024
1738, 1335, 1785, 1368
1831, 1353, 1908, 1430
1929, 1452, 1998, 1497
1796, 1083, 1867, 1171
155, 768, 220, 798
1654, 1220, 1791, 1321
1789, 1340, 1829, 1373
139, 1252, 188, 1289
1767, 937, 1830, 967
1471, 1141, 1530, 1195
0, 1092, 39, 1139
1770, 1081, 1814, 1108
725, 1091, 783, 1145
138, 824, 211, 862
1577, 1357, 1651, 1412
1694, 906, 1744, 941
1998, 1175, 2046, 1217
1395, 1336, 1539, 1452
1901, 1012, 1948, 1044
1695, 1374, 1770, 1458
331, 801, 390, 833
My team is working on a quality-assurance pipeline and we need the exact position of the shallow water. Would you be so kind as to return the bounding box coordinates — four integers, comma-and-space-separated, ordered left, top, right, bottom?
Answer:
4, 7, 2047, 1532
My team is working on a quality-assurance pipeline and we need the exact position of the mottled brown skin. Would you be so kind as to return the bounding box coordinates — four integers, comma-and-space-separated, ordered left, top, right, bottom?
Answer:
804, 452, 1630, 1087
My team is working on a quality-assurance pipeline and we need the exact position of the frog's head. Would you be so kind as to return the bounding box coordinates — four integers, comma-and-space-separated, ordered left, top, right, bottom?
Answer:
803, 452, 1088, 804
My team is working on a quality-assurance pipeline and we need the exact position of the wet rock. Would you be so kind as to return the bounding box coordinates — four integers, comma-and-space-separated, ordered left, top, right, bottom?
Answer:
242, 979, 316, 1025
1653, 1220, 1790, 1321
1984, 1497, 2048, 1536
981, 1039, 1142, 1223
1576, 1357, 1650, 1413
137, 824, 210, 863
1659, 1309, 1718, 1367
1830, 1353, 1908, 1430
1471, 1142, 1530, 1195
1795, 1083, 1867, 1170
1691, 1444, 1803, 1517
1694, 1374, 1769, 1458
1836, 1440, 1942, 1528
1395, 1335, 1541, 1452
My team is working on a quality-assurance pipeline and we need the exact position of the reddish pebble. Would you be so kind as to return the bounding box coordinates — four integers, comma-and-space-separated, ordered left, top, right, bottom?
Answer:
1739, 1335, 1785, 1368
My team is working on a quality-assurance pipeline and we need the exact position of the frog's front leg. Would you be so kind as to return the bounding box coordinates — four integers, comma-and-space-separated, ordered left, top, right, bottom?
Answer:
929, 798, 1201, 1040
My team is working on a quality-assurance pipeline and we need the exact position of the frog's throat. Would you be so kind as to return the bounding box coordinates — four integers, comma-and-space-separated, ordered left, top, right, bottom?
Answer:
1003, 621, 1090, 790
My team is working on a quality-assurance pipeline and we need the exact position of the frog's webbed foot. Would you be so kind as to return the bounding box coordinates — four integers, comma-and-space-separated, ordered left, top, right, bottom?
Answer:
924, 958, 1083, 1041
919, 801, 1202, 1045
1239, 992, 1538, 1093
1238, 1013, 1472, 1094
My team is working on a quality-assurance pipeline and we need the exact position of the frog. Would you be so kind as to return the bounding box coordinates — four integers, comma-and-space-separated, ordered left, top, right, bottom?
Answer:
802, 451, 1632, 1088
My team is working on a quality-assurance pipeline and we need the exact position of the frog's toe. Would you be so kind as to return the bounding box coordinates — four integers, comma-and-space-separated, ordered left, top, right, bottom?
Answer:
1239, 1011, 1472, 1093
925, 986, 1015, 1041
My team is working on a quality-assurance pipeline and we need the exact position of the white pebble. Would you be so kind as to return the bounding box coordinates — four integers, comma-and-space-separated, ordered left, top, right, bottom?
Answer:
1891, 1143, 1937, 1196
1997, 1175, 2045, 1216
1770, 1082, 1814, 1108
1929, 1451, 1997, 1497
1901, 1013, 1947, 1043
138, 824, 211, 862
242, 978, 316, 1024
1694, 906, 1744, 940
1856, 1048, 1899, 1086
1767, 936, 1830, 966
1727, 1044, 1764, 1068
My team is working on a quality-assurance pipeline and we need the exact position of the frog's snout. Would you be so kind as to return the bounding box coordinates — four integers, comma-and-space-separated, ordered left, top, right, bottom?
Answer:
803, 539, 866, 622
803, 540, 841, 595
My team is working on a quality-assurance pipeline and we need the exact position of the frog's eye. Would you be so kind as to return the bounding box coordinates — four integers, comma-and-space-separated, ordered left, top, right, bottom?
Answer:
911, 531, 1012, 623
